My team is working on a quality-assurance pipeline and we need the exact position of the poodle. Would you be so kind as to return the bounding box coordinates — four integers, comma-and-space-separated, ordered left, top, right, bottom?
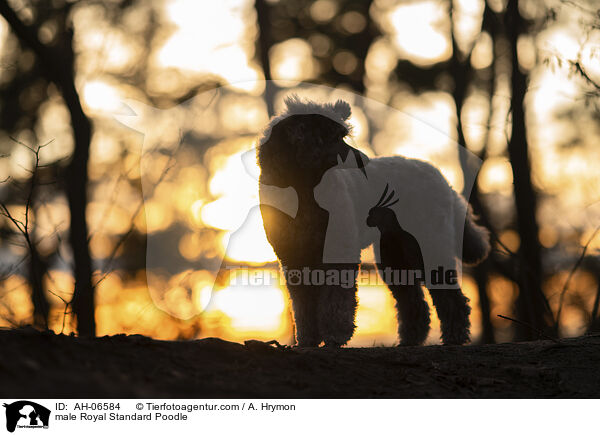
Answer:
257, 96, 490, 347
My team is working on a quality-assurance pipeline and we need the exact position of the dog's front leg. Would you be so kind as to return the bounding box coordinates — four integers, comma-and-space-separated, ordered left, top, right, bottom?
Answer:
287, 283, 322, 347
317, 265, 358, 347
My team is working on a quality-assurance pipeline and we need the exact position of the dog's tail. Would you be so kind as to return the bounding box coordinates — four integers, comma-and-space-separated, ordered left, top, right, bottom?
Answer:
453, 190, 491, 265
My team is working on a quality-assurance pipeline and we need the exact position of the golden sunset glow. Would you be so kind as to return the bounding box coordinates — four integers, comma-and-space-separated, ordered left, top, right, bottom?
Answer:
388, 1, 451, 65
156, 0, 262, 92
198, 150, 277, 264
83, 80, 121, 112
270, 38, 317, 83
478, 157, 513, 195
1, 0, 598, 347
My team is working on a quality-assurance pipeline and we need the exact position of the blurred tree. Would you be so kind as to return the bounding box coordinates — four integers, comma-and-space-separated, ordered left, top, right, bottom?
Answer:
544, 0, 600, 335
591, 277, 600, 332
389, 0, 567, 340
466, 1, 503, 344
23, 145, 50, 329
0, 146, 51, 329
254, 0, 380, 94
0, 3, 58, 329
505, 0, 554, 339
556, 0, 599, 94
450, 0, 497, 344
255, 0, 276, 117
0, 0, 95, 336
391, 0, 501, 342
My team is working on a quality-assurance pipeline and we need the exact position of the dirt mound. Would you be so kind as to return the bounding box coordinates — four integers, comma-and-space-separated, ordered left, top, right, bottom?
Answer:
2, 328, 599, 398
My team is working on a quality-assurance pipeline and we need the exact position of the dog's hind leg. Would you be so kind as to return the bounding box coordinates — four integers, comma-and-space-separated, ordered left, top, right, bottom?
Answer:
423, 243, 471, 345
377, 261, 430, 345
388, 282, 431, 346
428, 288, 471, 345
375, 239, 430, 346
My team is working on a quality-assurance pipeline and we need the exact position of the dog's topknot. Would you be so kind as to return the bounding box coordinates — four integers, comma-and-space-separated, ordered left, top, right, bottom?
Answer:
258, 94, 353, 146
283, 95, 352, 122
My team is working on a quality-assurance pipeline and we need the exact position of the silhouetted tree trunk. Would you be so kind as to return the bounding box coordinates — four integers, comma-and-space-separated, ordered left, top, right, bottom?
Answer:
449, 0, 471, 178
0, 1, 96, 336
505, 0, 553, 339
343, 0, 376, 95
29, 183, 50, 329
449, 0, 496, 343
60, 40, 95, 337
65, 108, 94, 336
255, 0, 276, 118
29, 247, 49, 328
589, 276, 600, 333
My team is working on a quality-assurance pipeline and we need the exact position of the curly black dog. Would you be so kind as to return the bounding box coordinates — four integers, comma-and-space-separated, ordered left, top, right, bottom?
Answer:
257, 96, 489, 347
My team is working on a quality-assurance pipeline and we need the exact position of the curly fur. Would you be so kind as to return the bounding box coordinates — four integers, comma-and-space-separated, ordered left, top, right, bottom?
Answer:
258, 95, 353, 149
257, 96, 490, 347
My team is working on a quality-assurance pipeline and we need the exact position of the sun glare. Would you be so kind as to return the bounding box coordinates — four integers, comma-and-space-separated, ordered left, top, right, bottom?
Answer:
213, 284, 286, 330
157, 0, 261, 92
270, 38, 317, 83
388, 93, 456, 161
221, 209, 277, 264
83, 80, 121, 112
201, 151, 277, 264
388, 1, 451, 65
478, 157, 513, 195
530, 68, 578, 117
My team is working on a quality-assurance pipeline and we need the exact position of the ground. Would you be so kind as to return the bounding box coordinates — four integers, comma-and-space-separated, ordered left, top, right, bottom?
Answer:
1, 328, 600, 398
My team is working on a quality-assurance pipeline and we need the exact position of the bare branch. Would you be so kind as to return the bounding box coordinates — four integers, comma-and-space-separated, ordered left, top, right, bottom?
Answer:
559, 0, 599, 16
0, 256, 28, 282
87, 156, 140, 243
37, 139, 55, 149
15, 163, 34, 175
93, 136, 185, 289
569, 59, 600, 92
0, 0, 95, 336
9, 136, 35, 153
0, 139, 55, 329
497, 314, 560, 343
0, 204, 26, 236
45, 284, 72, 334
555, 225, 600, 329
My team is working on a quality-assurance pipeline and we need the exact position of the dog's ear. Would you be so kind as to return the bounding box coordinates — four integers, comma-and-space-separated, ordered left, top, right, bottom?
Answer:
333, 100, 351, 120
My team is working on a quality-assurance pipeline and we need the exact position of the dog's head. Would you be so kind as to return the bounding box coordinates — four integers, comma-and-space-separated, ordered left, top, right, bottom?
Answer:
257, 98, 369, 188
